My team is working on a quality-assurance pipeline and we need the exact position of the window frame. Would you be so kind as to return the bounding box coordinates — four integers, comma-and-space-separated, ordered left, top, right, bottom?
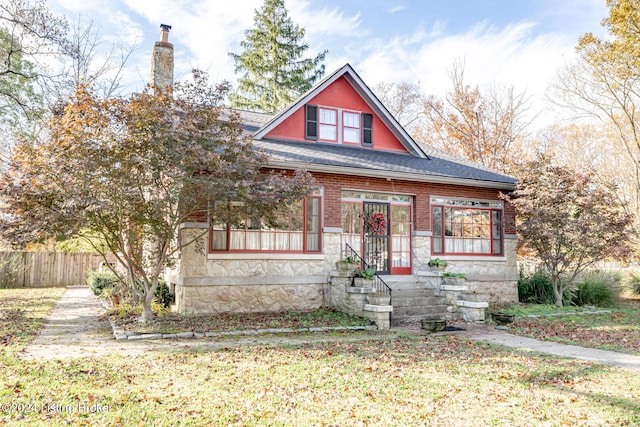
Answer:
210, 195, 322, 254
305, 104, 374, 147
318, 107, 338, 142
342, 110, 361, 144
431, 198, 504, 256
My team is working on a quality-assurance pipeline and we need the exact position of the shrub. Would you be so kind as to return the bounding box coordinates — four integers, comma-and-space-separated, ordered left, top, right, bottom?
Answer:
518, 267, 555, 304
572, 270, 619, 307
87, 271, 119, 296
154, 280, 175, 308
623, 270, 640, 295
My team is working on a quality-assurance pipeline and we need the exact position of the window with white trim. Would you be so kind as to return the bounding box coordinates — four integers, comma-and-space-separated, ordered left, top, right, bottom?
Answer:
305, 104, 373, 146
343, 111, 360, 143
210, 196, 322, 253
431, 197, 503, 255
319, 108, 337, 141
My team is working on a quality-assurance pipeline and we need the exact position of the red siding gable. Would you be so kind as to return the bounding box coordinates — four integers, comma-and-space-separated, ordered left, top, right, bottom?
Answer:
264, 76, 409, 153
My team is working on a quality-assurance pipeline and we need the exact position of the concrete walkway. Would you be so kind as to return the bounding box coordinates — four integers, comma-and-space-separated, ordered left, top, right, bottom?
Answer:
448, 322, 640, 371
20, 287, 640, 370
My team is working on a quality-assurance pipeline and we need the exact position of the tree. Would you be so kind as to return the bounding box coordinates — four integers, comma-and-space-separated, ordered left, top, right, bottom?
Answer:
0, 1, 136, 165
0, 70, 314, 321
373, 81, 424, 130
504, 154, 633, 306
553, 0, 640, 237
229, 0, 326, 113
421, 61, 531, 172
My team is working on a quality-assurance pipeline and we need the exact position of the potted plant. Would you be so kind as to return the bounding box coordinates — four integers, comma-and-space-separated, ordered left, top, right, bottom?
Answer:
352, 267, 376, 286
336, 255, 360, 272
442, 272, 466, 285
428, 258, 447, 270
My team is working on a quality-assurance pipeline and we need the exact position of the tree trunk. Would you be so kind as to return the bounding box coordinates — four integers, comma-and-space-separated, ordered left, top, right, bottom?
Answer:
552, 274, 563, 307
140, 291, 155, 322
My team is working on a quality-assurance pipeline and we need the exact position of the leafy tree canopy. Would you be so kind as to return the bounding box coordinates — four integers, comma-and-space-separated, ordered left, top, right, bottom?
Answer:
504, 154, 634, 306
0, 70, 314, 320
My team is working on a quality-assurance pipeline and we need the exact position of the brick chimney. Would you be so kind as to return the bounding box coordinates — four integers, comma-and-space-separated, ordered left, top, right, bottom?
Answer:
150, 24, 174, 90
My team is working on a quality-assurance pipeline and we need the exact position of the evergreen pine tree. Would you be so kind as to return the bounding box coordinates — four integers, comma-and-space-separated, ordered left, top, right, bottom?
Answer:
229, 0, 327, 113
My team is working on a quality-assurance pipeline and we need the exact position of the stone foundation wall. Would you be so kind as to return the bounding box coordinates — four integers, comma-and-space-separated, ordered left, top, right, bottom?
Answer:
175, 280, 326, 314
172, 228, 341, 315
170, 226, 519, 314
413, 234, 519, 304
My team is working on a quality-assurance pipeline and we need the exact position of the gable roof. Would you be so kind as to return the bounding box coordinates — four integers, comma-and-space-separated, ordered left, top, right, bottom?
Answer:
253, 63, 427, 158
234, 63, 517, 191
254, 139, 516, 190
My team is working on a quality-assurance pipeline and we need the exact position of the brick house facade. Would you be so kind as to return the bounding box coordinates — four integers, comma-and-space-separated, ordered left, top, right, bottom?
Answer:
167, 63, 519, 319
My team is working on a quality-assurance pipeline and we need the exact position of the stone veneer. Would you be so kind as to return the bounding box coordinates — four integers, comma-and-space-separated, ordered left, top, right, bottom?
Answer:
412, 233, 519, 304
170, 228, 342, 314
168, 226, 518, 314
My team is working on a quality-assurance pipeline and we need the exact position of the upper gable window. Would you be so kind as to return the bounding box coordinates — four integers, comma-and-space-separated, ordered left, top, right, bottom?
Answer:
306, 104, 374, 147
343, 111, 360, 143
319, 108, 337, 141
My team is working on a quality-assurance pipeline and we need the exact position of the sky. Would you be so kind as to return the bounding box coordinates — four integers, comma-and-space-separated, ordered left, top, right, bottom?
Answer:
48, 0, 610, 128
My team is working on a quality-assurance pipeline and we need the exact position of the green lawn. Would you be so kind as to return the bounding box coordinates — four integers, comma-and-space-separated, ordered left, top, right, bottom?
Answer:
1, 288, 639, 426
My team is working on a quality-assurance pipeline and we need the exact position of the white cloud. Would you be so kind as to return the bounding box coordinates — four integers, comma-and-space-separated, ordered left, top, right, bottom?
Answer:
47, 0, 606, 130
355, 20, 581, 129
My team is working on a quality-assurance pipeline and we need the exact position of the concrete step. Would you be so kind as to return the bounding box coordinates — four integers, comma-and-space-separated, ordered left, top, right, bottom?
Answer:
392, 296, 445, 307
392, 305, 450, 318
391, 288, 437, 298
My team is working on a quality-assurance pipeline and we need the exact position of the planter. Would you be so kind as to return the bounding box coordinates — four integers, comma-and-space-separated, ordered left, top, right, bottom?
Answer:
336, 261, 359, 272
421, 319, 446, 332
353, 277, 374, 287
367, 294, 391, 305
491, 312, 515, 325
443, 276, 465, 286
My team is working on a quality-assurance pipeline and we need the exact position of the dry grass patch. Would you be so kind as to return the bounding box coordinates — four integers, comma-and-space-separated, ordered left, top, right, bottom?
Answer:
1, 288, 639, 425
0, 336, 639, 426
506, 298, 640, 355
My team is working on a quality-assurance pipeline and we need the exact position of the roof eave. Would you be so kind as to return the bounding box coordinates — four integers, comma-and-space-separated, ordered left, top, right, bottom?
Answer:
265, 160, 516, 191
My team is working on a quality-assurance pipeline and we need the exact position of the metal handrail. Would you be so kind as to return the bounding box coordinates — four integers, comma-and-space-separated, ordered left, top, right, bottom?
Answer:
343, 243, 392, 299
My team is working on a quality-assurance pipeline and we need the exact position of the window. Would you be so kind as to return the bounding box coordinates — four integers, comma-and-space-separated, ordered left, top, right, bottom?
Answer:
343, 111, 360, 143
319, 108, 337, 141
305, 104, 374, 146
211, 196, 322, 253
431, 198, 503, 255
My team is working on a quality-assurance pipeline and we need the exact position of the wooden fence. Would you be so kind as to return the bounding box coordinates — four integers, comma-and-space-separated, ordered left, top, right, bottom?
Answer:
0, 252, 108, 288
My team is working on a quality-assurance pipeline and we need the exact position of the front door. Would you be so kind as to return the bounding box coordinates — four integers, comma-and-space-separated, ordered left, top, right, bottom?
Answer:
363, 202, 390, 274
341, 191, 413, 275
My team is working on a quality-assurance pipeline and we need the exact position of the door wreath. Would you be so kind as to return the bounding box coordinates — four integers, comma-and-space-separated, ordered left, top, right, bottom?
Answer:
367, 212, 387, 235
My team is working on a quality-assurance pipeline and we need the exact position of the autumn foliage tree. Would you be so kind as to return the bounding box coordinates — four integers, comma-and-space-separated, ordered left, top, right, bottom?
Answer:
0, 70, 313, 321
504, 154, 633, 306
421, 62, 530, 172
554, 0, 640, 234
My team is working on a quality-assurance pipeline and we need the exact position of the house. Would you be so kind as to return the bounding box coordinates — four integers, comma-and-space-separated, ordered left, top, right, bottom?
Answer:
156, 26, 519, 326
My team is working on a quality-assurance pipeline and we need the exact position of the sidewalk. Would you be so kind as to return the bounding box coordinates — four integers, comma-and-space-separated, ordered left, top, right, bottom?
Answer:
448, 322, 640, 371
20, 286, 640, 370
